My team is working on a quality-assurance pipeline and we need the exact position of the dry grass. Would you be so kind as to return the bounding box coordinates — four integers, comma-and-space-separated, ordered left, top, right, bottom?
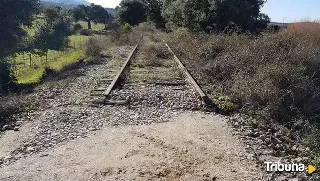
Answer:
166, 24, 320, 147
111, 23, 157, 46
85, 37, 103, 57
287, 22, 320, 37
140, 42, 171, 66
165, 23, 320, 165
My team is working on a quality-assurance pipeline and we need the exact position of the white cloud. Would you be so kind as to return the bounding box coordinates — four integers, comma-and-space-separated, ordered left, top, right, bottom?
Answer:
86, 0, 121, 8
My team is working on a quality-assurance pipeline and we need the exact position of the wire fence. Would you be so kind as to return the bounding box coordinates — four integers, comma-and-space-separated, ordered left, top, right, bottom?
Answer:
8, 37, 88, 76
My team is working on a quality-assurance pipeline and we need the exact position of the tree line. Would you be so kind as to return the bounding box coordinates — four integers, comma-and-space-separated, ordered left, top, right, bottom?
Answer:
116, 0, 270, 33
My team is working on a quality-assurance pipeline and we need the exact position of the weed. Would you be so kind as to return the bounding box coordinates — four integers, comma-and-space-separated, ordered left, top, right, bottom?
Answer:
85, 37, 103, 57
166, 22, 320, 160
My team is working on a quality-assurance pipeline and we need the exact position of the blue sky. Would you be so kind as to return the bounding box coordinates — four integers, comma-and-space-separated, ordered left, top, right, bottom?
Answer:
87, 0, 319, 23
261, 0, 319, 22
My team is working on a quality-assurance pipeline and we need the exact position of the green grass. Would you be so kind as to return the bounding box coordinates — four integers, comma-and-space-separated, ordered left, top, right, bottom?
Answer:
48, 49, 85, 71
69, 35, 91, 48
16, 49, 85, 85
9, 18, 108, 86
7, 16, 106, 86
77, 21, 105, 31
9, 35, 92, 85
17, 68, 46, 85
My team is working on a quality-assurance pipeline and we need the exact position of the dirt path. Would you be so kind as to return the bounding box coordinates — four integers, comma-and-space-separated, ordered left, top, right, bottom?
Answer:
0, 112, 263, 181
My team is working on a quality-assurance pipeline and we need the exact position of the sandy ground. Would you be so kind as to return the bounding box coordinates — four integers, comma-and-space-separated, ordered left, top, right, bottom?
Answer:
0, 112, 263, 181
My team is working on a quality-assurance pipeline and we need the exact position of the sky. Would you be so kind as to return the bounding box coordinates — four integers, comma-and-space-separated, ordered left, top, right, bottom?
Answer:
86, 0, 121, 8
261, 0, 320, 22
86, 0, 320, 23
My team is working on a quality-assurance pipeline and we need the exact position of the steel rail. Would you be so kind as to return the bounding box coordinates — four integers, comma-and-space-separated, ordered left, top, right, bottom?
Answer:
104, 44, 139, 97
163, 41, 213, 105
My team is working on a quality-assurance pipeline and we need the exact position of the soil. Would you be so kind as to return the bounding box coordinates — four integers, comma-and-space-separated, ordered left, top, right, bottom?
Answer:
0, 112, 263, 181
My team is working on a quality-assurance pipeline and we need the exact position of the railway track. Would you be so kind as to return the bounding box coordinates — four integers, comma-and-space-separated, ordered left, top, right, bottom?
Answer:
91, 35, 212, 110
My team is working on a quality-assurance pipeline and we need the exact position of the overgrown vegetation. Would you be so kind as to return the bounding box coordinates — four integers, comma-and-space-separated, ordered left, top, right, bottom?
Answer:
84, 37, 104, 57
166, 23, 320, 165
140, 42, 171, 66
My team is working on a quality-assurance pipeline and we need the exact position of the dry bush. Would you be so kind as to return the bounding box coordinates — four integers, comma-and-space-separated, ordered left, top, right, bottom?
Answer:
167, 23, 320, 162
141, 43, 171, 67
287, 21, 320, 37
111, 23, 157, 46
167, 28, 320, 125
85, 37, 103, 57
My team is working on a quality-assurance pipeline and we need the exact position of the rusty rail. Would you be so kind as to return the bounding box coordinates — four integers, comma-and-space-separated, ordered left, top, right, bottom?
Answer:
164, 42, 213, 105
104, 44, 139, 97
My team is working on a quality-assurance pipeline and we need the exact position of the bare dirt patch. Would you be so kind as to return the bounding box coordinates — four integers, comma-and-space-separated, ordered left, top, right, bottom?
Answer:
0, 112, 263, 181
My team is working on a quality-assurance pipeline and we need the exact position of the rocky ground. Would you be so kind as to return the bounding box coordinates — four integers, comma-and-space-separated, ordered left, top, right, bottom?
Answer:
0, 112, 264, 181
0, 46, 134, 165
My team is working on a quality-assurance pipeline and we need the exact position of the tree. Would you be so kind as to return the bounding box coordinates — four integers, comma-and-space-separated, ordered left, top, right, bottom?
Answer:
117, 0, 147, 26
161, 0, 270, 33
93, 5, 111, 29
162, 0, 215, 32
33, 6, 72, 62
0, 0, 39, 89
214, 0, 269, 33
73, 4, 110, 29
144, 0, 166, 28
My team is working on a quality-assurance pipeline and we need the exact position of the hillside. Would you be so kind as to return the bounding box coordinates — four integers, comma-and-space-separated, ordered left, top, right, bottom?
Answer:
105, 8, 116, 17
41, 0, 90, 6
41, 0, 116, 16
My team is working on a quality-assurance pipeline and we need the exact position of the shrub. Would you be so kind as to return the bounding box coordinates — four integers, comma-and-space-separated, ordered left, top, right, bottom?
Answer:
73, 23, 83, 32
0, 59, 15, 93
121, 23, 132, 33
85, 37, 103, 57
166, 25, 320, 126
80, 29, 93, 36
139, 43, 171, 67
112, 23, 156, 46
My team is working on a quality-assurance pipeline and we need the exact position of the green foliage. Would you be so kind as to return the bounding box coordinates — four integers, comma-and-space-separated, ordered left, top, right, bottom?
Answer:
72, 4, 110, 29
32, 6, 72, 58
0, 0, 39, 58
13, 35, 90, 85
117, 0, 147, 25
162, 0, 270, 33
145, 0, 166, 28
167, 25, 320, 127
73, 23, 83, 31
121, 23, 133, 32
117, 0, 165, 28
16, 49, 86, 85
215, 95, 238, 114
0, 60, 15, 91
48, 49, 85, 72
0, 0, 39, 91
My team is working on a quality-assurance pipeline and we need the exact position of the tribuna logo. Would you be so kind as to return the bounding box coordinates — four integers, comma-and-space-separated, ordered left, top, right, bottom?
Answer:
265, 162, 305, 172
